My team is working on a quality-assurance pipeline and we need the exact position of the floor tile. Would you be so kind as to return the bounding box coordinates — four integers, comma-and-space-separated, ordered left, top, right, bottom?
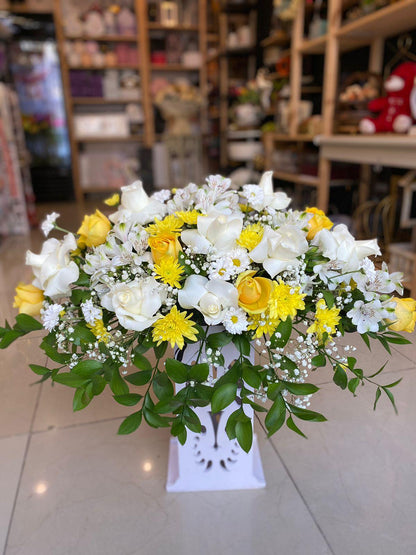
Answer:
6, 420, 331, 555
0, 338, 44, 439
0, 434, 28, 554
267, 368, 416, 555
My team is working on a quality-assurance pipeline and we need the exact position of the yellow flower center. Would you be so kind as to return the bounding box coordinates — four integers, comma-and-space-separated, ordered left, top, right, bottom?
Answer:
231, 315, 238, 324
233, 258, 241, 267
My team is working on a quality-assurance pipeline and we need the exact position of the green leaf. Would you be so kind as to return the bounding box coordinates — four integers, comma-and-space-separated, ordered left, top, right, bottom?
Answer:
235, 418, 253, 453
0, 330, 23, 348
347, 357, 356, 370
280, 356, 297, 372
153, 372, 174, 401
377, 335, 391, 354
171, 419, 186, 439
15, 313, 43, 332
211, 383, 237, 413
133, 353, 152, 372
143, 408, 170, 428
225, 409, 241, 440
286, 415, 307, 438
242, 365, 261, 389
183, 407, 202, 433
110, 369, 129, 396
267, 382, 284, 401
333, 365, 348, 390
382, 387, 398, 414
373, 387, 382, 410
114, 393, 143, 406
207, 331, 232, 349
74, 270, 90, 287
73, 387, 93, 411
72, 360, 103, 378
118, 411, 142, 434
232, 334, 251, 356
381, 333, 411, 345
154, 341, 168, 359
41, 343, 71, 364
72, 324, 96, 346
189, 363, 209, 383
265, 395, 286, 436
288, 403, 327, 422
383, 378, 403, 389
271, 318, 292, 348
348, 377, 360, 395
165, 359, 188, 383
214, 362, 241, 388
367, 361, 388, 379
125, 370, 152, 386
322, 290, 334, 309
91, 375, 106, 396
53, 373, 87, 388
29, 364, 50, 376
283, 382, 319, 395
311, 353, 326, 367
361, 333, 371, 349
241, 396, 268, 412
71, 289, 90, 306
154, 398, 183, 413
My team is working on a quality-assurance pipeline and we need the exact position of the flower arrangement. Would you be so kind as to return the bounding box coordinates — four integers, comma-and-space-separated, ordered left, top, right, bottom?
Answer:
2, 172, 415, 453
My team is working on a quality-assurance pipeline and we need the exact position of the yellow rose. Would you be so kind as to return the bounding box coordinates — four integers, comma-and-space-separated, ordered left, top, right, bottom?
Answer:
236, 270, 273, 314
13, 283, 44, 316
305, 207, 333, 240
77, 209, 111, 248
148, 233, 182, 264
388, 297, 416, 333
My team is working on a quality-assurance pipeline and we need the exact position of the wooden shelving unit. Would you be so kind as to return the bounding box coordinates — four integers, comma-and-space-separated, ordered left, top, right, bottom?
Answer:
52, 0, 208, 206
263, 0, 416, 212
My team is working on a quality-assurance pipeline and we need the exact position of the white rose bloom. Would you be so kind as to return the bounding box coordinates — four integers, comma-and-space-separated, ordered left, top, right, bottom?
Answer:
312, 224, 381, 271
101, 278, 164, 332
110, 180, 166, 225
181, 211, 243, 254
249, 224, 308, 277
178, 275, 238, 325
26, 234, 79, 297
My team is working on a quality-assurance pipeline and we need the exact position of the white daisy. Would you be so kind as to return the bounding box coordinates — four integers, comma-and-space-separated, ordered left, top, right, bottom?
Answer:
241, 184, 265, 211
227, 248, 250, 275
152, 189, 171, 203
208, 256, 233, 280
41, 212, 60, 237
347, 299, 390, 334
81, 299, 102, 325
223, 307, 248, 334
41, 303, 63, 332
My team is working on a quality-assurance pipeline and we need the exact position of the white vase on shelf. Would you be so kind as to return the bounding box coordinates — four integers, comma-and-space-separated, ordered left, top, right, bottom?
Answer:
166, 331, 266, 493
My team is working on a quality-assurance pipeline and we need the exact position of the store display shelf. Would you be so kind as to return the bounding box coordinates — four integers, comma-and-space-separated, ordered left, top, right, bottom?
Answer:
72, 98, 140, 104
222, 45, 256, 57
68, 64, 138, 70
261, 31, 290, 48
298, 35, 327, 55
147, 23, 199, 31
273, 170, 319, 187
64, 35, 137, 42
264, 133, 316, 143
317, 134, 416, 168
337, 0, 416, 48
151, 64, 200, 71
221, 1, 257, 13
76, 136, 143, 143
206, 51, 220, 63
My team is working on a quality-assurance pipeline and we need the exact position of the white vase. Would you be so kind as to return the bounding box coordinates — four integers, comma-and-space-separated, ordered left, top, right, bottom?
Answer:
166, 332, 266, 492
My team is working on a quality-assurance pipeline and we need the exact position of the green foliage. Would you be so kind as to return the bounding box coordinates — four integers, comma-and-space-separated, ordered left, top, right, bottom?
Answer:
265, 395, 286, 436
118, 411, 142, 435
211, 383, 237, 413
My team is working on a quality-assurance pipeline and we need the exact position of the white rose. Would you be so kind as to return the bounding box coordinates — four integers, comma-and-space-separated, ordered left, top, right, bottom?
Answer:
312, 224, 381, 271
178, 275, 238, 325
181, 211, 243, 254
26, 234, 79, 297
258, 171, 291, 211
101, 278, 164, 332
110, 180, 166, 225
249, 224, 308, 277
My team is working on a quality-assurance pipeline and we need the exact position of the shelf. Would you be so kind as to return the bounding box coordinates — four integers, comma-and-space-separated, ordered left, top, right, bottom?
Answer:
317, 134, 416, 169
261, 31, 290, 48
72, 98, 140, 105
221, 1, 257, 13
64, 35, 137, 42
76, 136, 143, 143
151, 64, 200, 71
147, 23, 199, 31
82, 187, 123, 194
273, 170, 319, 187
337, 0, 416, 51
206, 51, 220, 63
298, 35, 327, 55
264, 132, 316, 143
222, 45, 256, 57
68, 65, 138, 70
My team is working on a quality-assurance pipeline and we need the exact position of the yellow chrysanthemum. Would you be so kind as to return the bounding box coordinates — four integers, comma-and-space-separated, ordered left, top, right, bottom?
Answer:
305, 207, 333, 240
307, 299, 341, 344
248, 313, 280, 338
154, 256, 184, 288
268, 281, 306, 322
237, 223, 264, 251
103, 193, 120, 206
152, 306, 198, 349
88, 319, 111, 344
146, 214, 183, 237
175, 210, 200, 225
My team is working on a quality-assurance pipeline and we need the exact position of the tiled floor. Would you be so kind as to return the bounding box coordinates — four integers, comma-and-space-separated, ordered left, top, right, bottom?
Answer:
1, 213, 416, 555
